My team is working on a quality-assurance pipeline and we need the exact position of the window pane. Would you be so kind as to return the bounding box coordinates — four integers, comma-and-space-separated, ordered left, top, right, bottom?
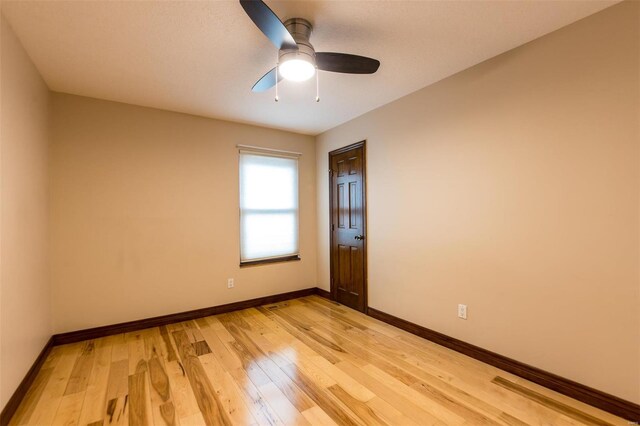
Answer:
240, 154, 297, 210
239, 152, 299, 262
241, 212, 297, 261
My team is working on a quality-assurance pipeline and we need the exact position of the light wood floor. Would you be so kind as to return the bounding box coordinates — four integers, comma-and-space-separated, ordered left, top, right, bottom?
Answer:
9, 295, 627, 426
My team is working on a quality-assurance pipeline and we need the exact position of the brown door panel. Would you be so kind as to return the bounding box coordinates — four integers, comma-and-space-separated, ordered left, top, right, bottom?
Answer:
330, 142, 366, 313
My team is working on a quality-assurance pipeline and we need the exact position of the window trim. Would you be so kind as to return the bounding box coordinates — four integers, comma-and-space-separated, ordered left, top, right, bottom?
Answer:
239, 254, 301, 268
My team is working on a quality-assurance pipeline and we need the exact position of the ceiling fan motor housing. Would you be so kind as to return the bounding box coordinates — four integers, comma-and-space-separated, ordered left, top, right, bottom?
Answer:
279, 18, 315, 66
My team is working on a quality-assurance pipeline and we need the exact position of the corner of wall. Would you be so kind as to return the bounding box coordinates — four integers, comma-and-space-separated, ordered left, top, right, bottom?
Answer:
0, 13, 53, 410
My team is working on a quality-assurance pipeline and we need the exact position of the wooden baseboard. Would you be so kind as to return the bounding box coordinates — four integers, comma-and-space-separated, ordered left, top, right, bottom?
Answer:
0, 337, 54, 426
315, 287, 331, 299
53, 287, 317, 345
367, 307, 640, 422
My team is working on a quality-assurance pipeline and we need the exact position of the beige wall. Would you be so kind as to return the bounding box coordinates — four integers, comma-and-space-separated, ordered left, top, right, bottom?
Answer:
50, 94, 317, 333
0, 15, 51, 409
316, 1, 639, 403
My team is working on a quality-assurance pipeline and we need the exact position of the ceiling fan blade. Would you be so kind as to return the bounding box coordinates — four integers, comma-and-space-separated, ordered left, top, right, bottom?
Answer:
239, 0, 298, 51
251, 67, 283, 92
316, 52, 380, 74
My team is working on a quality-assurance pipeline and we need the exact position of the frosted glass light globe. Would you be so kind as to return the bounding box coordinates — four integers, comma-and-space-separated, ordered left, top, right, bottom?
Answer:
279, 59, 316, 82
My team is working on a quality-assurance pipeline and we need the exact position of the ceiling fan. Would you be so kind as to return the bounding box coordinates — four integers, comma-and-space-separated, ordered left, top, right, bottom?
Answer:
239, 0, 381, 95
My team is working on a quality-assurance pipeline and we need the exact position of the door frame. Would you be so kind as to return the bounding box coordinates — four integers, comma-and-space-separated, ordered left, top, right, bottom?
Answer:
328, 140, 368, 313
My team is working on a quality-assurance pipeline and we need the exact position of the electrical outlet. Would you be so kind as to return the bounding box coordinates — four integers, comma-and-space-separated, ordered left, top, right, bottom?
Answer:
227, 278, 234, 289
458, 304, 467, 320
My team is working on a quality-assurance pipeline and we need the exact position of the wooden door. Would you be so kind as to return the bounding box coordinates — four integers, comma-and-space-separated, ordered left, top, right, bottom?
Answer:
329, 141, 367, 312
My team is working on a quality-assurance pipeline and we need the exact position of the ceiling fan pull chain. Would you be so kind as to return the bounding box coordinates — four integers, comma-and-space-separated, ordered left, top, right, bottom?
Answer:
275, 57, 280, 102
315, 67, 320, 102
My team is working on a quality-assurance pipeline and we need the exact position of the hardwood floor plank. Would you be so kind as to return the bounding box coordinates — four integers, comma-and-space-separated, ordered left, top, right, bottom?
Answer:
363, 363, 483, 424
192, 341, 212, 356
210, 322, 273, 389
278, 363, 364, 426
365, 396, 422, 426
327, 384, 388, 426
144, 329, 184, 425
248, 310, 339, 371
159, 326, 178, 363
110, 335, 129, 363
127, 336, 147, 376
128, 361, 151, 426
497, 411, 530, 426
183, 322, 204, 343
172, 329, 231, 426
255, 306, 344, 365
199, 352, 259, 425
158, 401, 178, 426
164, 358, 199, 421
255, 382, 310, 426
199, 326, 243, 372
51, 391, 85, 426
8, 367, 53, 426
105, 360, 128, 397
25, 343, 83, 425
78, 337, 114, 426
25, 396, 62, 426
45, 343, 84, 399
293, 299, 367, 332
148, 353, 170, 403
144, 345, 180, 426
304, 354, 375, 402
194, 317, 210, 330
41, 346, 64, 371
265, 308, 348, 356
104, 359, 129, 426
251, 324, 337, 390
65, 341, 97, 396
301, 405, 339, 426
126, 332, 154, 426
226, 367, 284, 426
178, 412, 206, 426
247, 310, 374, 404
335, 360, 446, 425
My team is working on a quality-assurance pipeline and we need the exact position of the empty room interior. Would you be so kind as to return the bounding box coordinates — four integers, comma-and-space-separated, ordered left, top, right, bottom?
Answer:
1, 0, 639, 425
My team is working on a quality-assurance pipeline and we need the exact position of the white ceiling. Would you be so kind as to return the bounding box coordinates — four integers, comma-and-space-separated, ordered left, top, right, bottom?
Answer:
2, 0, 617, 135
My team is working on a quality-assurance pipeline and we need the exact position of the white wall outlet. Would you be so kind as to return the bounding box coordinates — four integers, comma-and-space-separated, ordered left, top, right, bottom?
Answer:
458, 304, 467, 320
227, 278, 234, 289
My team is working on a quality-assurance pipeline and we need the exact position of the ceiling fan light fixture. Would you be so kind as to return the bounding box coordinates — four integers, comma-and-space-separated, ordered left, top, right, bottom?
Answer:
279, 58, 315, 82
241, 3, 380, 93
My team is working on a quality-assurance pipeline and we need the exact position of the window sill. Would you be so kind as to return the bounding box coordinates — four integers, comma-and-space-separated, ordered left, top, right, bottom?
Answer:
240, 255, 301, 268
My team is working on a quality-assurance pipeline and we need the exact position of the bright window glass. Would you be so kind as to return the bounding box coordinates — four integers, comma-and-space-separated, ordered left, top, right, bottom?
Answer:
239, 152, 299, 262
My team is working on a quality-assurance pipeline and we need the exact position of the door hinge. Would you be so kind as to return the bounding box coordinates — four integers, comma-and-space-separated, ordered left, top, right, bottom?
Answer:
328, 169, 333, 175
332, 224, 335, 231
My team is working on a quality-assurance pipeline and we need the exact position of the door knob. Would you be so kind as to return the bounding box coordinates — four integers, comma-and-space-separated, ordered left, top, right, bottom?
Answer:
355, 235, 364, 240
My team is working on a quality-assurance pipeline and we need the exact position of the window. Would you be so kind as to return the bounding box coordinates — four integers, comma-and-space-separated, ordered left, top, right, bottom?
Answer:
239, 149, 299, 265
